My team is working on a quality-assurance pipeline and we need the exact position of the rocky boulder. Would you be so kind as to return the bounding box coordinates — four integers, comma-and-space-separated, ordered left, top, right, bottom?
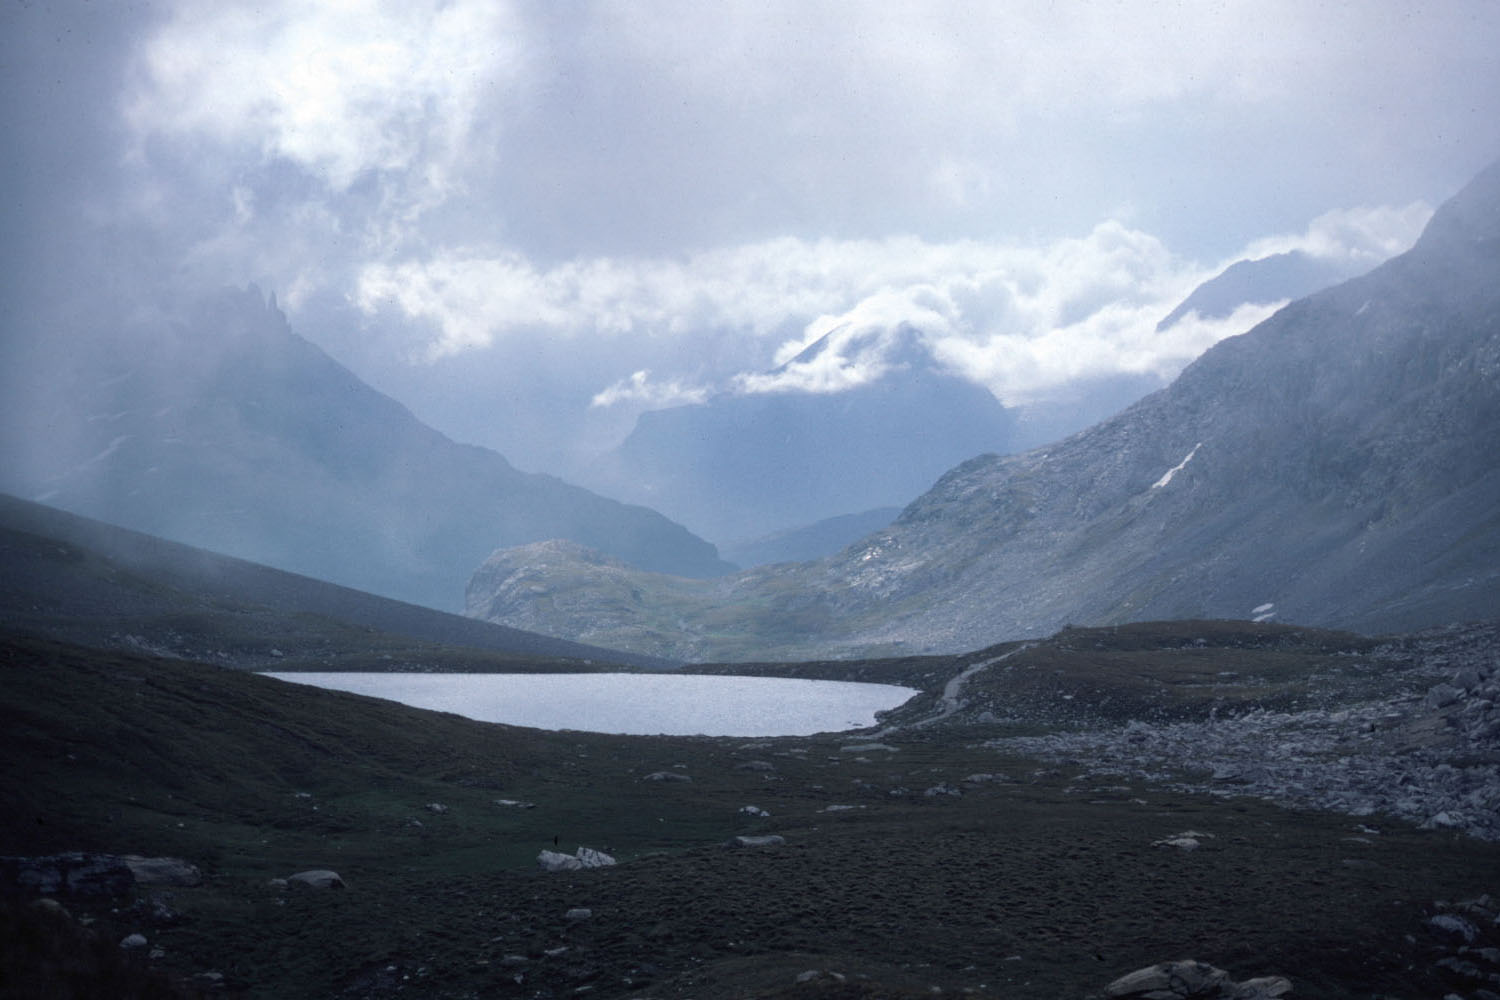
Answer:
287, 869, 345, 889
1101, 960, 1291, 999
537, 847, 616, 872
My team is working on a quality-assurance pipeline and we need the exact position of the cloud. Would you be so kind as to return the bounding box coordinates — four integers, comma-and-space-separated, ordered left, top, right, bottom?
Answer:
359, 194, 1432, 411
1242, 202, 1434, 267
590, 371, 710, 410
932, 301, 1289, 407
126, 0, 523, 194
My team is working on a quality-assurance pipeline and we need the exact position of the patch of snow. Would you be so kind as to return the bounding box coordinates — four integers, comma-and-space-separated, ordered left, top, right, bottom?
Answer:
1252, 602, 1277, 623
1151, 442, 1202, 490
79, 435, 131, 469
1355, 300, 1372, 316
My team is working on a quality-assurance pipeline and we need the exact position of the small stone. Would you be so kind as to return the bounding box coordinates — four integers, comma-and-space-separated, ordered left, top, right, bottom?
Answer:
424, 802, 448, 814
120, 933, 148, 950
1103, 960, 1228, 998
1429, 913, 1480, 944
739, 805, 770, 817
29, 898, 68, 917
565, 908, 592, 921
640, 772, 692, 783
287, 870, 345, 889
728, 835, 786, 848
1435, 956, 1483, 979
1229, 976, 1293, 999
1425, 684, 1463, 709
122, 856, 203, 887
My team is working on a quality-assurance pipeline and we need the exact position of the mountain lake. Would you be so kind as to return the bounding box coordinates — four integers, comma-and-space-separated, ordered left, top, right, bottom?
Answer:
261, 672, 918, 736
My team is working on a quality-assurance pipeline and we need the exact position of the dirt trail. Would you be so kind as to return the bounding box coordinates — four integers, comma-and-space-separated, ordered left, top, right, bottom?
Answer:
876, 642, 1034, 734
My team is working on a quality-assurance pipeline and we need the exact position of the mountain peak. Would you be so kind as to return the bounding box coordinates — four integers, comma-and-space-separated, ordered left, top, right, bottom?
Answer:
778, 322, 935, 378
1412, 157, 1500, 256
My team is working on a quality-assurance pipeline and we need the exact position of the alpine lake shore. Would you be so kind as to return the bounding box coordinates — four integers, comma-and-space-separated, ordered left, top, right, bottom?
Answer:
3, 618, 1500, 1000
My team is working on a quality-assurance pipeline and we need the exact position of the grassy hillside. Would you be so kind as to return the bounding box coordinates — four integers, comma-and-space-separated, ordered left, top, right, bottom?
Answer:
0, 493, 672, 670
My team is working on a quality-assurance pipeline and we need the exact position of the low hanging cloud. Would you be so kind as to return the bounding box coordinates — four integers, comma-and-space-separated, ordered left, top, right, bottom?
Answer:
126, 0, 521, 195
590, 371, 710, 410
1241, 202, 1434, 266
358, 207, 1428, 413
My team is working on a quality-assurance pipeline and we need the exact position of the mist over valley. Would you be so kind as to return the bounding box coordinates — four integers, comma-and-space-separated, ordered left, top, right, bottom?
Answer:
4, 4, 1500, 998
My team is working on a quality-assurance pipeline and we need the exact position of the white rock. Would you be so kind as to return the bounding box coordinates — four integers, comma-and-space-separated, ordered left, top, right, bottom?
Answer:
538, 847, 616, 872
288, 869, 345, 889
575, 847, 616, 868
729, 835, 786, 848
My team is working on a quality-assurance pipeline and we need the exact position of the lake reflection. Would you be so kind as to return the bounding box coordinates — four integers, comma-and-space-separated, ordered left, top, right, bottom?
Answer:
262, 672, 917, 736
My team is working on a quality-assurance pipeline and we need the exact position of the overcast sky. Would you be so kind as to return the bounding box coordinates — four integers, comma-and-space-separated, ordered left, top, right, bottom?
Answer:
5, 0, 1499, 476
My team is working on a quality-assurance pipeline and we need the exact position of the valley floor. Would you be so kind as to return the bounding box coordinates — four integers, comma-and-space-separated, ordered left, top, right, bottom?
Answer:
3, 623, 1499, 999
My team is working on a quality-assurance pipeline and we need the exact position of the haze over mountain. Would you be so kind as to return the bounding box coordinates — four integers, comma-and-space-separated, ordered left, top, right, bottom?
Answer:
1156, 249, 1369, 332
467, 159, 1500, 662
0, 288, 730, 613
583, 325, 1018, 544
0, 492, 671, 669
592, 243, 1374, 552
721, 507, 904, 570
6, 2, 1488, 507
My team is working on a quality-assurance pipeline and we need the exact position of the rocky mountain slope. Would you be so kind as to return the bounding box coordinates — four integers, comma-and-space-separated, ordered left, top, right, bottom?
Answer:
468, 160, 1500, 661
721, 506, 903, 568
0, 288, 730, 612
1155, 249, 1361, 331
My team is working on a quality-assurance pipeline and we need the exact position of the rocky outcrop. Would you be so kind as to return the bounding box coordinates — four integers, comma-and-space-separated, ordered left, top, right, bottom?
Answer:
987, 622, 1500, 840
536, 847, 616, 872
1100, 960, 1291, 999
1422, 895, 1500, 998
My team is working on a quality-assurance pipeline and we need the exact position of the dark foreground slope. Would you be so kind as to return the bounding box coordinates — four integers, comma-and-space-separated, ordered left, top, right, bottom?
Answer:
470, 160, 1500, 662
0, 287, 730, 614
3, 623, 1498, 999
0, 493, 673, 670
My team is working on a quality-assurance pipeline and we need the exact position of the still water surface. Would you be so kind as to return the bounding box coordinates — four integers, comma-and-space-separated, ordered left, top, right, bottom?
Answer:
262, 672, 917, 736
